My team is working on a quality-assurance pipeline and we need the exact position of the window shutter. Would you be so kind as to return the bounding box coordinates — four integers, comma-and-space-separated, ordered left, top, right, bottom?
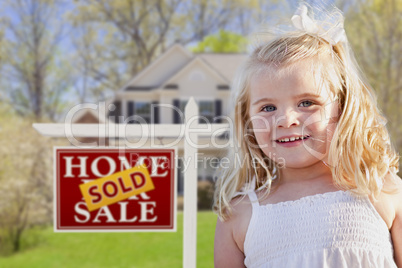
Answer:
127, 101, 135, 124
128, 101, 134, 116
109, 100, 122, 123
152, 101, 159, 124
173, 99, 180, 124
215, 100, 222, 123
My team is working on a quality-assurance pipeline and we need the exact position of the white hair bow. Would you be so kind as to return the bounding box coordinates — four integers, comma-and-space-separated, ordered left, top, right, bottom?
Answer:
291, 4, 347, 45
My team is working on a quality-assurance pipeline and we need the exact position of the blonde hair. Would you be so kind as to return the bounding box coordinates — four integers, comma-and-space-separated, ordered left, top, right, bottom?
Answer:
213, 31, 399, 221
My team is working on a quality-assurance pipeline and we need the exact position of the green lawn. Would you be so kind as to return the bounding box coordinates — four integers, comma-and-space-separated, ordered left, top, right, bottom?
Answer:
0, 211, 217, 268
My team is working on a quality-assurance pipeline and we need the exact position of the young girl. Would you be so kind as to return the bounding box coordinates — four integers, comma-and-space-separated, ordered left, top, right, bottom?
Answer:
213, 4, 402, 268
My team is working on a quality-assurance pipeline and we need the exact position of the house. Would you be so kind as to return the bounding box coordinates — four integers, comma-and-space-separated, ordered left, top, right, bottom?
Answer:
73, 44, 247, 194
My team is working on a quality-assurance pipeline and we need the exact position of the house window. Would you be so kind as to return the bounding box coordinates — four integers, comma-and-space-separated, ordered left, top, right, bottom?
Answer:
173, 99, 221, 124
134, 102, 151, 123
179, 100, 187, 114
127, 101, 151, 123
199, 101, 214, 124
173, 100, 188, 124
164, 84, 178, 89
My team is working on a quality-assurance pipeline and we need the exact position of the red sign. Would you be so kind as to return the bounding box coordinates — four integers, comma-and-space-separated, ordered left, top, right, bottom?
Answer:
54, 147, 176, 232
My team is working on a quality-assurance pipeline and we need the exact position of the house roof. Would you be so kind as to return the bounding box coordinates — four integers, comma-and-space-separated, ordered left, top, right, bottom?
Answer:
120, 44, 193, 91
72, 46, 248, 123
121, 45, 248, 91
197, 53, 248, 82
162, 57, 229, 86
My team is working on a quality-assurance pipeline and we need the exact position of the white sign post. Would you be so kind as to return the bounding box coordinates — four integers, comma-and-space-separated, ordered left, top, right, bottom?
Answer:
183, 98, 198, 267
33, 97, 229, 268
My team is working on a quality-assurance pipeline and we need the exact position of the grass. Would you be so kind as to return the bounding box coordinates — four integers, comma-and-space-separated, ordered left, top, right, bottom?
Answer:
0, 211, 217, 268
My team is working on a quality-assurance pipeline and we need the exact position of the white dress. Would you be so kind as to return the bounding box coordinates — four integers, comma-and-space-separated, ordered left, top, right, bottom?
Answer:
244, 190, 396, 268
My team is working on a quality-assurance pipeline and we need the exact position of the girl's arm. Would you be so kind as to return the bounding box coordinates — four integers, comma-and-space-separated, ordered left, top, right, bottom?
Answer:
390, 180, 402, 266
214, 218, 246, 268
386, 173, 402, 266
214, 198, 251, 268
392, 212, 402, 267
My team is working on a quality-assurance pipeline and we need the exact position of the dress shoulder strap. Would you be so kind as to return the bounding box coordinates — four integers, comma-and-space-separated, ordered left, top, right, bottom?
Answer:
247, 190, 260, 209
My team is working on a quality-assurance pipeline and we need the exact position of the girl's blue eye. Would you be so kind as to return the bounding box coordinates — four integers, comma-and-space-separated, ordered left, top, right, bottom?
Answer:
299, 101, 314, 107
262, 105, 276, 112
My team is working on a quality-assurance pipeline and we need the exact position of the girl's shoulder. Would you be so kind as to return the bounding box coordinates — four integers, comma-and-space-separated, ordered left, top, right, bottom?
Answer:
378, 173, 402, 266
219, 194, 254, 252
214, 194, 254, 266
371, 173, 402, 229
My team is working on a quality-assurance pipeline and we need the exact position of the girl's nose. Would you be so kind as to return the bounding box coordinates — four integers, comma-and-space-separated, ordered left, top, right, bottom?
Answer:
276, 110, 300, 128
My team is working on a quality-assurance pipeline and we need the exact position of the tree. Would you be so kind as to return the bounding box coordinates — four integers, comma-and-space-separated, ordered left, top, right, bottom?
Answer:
68, 0, 260, 99
176, 0, 259, 42
68, 0, 183, 100
0, 104, 54, 254
345, 0, 402, 158
191, 30, 248, 53
0, 0, 73, 121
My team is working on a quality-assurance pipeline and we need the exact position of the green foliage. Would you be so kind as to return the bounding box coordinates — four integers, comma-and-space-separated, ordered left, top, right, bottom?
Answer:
191, 30, 248, 53
0, 212, 217, 268
0, 107, 55, 255
198, 181, 215, 210
345, 0, 402, 168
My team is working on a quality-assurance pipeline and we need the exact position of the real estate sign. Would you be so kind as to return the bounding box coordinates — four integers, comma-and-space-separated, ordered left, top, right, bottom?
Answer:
54, 147, 176, 232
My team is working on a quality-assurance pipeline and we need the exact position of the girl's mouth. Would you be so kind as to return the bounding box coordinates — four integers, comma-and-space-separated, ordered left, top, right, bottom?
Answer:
275, 135, 310, 144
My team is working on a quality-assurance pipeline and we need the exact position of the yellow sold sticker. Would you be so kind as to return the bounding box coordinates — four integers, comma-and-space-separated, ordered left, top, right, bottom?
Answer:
79, 164, 155, 212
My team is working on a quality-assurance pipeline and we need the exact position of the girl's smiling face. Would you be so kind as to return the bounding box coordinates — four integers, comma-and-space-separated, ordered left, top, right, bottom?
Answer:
248, 62, 340, 169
